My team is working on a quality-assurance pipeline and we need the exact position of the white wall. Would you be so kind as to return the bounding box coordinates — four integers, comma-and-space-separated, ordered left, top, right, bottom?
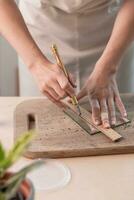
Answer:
117, 43, 134, 93
0, 0, 18, 96
0, 37, 18, 96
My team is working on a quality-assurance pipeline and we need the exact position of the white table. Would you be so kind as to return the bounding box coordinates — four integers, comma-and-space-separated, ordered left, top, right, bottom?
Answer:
1, 97, 134, 200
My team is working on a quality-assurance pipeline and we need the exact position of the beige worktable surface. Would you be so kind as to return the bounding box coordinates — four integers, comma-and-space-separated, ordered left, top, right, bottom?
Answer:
1, 97, 134, 200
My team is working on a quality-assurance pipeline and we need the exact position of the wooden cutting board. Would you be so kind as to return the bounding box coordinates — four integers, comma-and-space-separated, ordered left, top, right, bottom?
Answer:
14, 94, 134, 158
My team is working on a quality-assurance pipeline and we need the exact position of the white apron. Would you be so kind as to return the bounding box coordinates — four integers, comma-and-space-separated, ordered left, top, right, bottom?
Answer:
18, 0, 134, 96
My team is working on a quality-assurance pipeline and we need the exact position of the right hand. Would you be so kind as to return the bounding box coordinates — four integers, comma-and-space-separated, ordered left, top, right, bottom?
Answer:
30, 59, 75, 105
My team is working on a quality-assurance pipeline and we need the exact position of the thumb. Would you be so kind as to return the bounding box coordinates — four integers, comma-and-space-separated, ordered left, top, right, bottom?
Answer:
76, 87, 87, 101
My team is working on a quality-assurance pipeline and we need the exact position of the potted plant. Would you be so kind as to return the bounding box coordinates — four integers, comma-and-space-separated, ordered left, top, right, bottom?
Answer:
0, 131, 43, 200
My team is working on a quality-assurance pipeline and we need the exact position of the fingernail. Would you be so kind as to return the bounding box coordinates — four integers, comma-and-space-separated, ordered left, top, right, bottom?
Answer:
122, 117, 128, 123
95, 120, 100, 125
56, 97, 60, 101
123, 112, 127, 117
67, 98, 72, 103
90, 126, 97, 134
104, 122, 110, 128
111, 119, 116, 126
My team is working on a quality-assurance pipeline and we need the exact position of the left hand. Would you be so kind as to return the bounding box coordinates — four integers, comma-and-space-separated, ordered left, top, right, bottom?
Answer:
76, 66, 127, 128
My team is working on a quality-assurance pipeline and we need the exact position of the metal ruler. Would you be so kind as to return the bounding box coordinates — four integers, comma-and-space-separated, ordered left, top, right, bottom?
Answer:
63, 102, 130, 142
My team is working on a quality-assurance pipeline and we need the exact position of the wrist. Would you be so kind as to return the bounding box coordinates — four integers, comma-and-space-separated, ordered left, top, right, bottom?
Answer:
94, 57, 118, 77
90, 61, 117, 87
20, 41, 50, 71
28, 53, 51, 73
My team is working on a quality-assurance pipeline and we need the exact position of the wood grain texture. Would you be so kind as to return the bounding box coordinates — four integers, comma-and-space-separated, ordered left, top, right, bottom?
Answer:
14, 94, 134, 158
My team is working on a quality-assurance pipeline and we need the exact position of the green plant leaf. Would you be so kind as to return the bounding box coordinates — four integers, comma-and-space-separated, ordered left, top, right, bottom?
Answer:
0, 143, 5, 162
0, 193, 6, 200
0, 160, 43, 200
1, 160, 43, 190
0, 176, 24, 200
6, 177, 24, 200
0, 130, 36, 172
0, 143, 6, 177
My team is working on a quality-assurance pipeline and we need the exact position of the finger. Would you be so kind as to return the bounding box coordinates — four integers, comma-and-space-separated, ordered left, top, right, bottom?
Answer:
67, 98, 72, 103
43, 91, 64, 108
52, 81, 66, 99
89, 124, 98, 134
90, 98, 101, 125
65, 82, 76, 97
58, 75, 75, 97
115, 95, 127, 118
76, 87, 87, 101
43, 91, 58, 103
46, 86, 60, 101
68, 73, 77, 88
112, 81, 127, 119
100, 98, 110, 128
108, 97, 116, 126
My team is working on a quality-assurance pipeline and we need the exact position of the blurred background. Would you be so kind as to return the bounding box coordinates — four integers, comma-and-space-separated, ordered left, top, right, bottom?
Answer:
0, 36, 18, 96
0, 0, 18, 96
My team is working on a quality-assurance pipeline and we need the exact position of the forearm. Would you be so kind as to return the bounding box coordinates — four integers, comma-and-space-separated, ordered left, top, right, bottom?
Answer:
0, 0, 49, 68
96, 0, 134, 74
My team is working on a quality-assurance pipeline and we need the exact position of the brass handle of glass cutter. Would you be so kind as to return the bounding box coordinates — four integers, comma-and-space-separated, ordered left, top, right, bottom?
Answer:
51, 44, 68, 78
51, 44, 78, 105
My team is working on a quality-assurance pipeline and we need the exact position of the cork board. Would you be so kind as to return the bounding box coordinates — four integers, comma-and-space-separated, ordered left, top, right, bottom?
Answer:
14, 94, 134, 158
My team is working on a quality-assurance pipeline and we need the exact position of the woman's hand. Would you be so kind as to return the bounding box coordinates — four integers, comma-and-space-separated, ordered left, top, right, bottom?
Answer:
76, 66, 127, 128
30, 59, 75, 105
